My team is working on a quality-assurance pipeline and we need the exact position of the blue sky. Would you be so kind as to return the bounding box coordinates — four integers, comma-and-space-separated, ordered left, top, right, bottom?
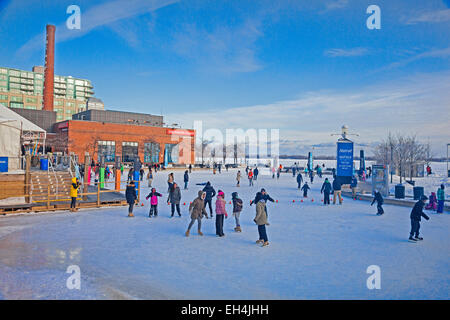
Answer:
0, 0, 449, 156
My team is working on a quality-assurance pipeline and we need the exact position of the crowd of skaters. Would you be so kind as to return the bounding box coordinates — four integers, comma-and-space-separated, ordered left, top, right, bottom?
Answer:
69, 161, 446, 245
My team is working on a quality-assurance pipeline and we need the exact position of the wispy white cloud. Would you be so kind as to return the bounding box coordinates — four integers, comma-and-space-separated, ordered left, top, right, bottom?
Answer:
16, 0, 178, 56
404, 8, 450, 24
324, 47, 369, 57
166, 71, 450, 156
381, 47, 450, 70
324, 0, 349, 11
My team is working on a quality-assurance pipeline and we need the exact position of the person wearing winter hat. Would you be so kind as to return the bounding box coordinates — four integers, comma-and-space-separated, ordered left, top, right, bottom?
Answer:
371, 189, 384, 215
186, 191, 208, 237
232, 192, 243, 232
215, 190, 228, 237
145, 187, 162, 217
409, 195, 430, 242
254, 193, 269, 247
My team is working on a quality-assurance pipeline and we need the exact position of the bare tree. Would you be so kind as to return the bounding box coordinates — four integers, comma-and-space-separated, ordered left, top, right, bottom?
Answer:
196, 138, 213, 165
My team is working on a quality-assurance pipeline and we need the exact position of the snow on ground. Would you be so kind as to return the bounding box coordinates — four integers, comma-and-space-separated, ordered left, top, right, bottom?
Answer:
0, 168, 449, 299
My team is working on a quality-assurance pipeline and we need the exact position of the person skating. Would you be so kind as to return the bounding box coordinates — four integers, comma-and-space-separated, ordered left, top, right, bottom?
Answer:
425, 192, 437, 211
296, 172, 303, 189
146, 188, 162, 217
332, 178, 342, 205
321, 178, 332, 205
140, 168, 144, 181
371, 190, 384, 215
189, 164, 192, 173
168, 183, 182, 217
183, 170, 189, 190
147, 169, 153, 188
301, 182, 310, 197
186, 191, 208, 237
167, 173, 174, 192
409, 195, 430, 242
350, 175, 358, 199
309, 171, 314, 184
437, 184, 445, 214
254, 167, 259, 181
232, 192, 243, 232
292, 165, 296, 177
70, 177, 81, 212
236, 170, 241, 187
272, 166, 275, 179
254, 193, 269, 247
251, 188, 274, 223
215, 190, 228, 237
202, 181, 216, 218
125, 181, 137, 217
248, 169, 254, 186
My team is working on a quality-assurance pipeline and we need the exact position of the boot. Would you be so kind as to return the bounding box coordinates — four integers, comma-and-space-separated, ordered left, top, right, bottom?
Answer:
234, 227, 239, 232
262, 241, 269, 247
256, 239, 263, 244
198, 230, 203, 236
128, 212, 134, 217
237, 226, 242, 232
185, 230, 190, 237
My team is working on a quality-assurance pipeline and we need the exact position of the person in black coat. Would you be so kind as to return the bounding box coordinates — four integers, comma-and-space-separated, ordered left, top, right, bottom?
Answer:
202, 181, 216, 218
371, 190, 384, 215
409, 195, 430, 241
125, 181, 137, 217
301, 182, 310, 197
332, 178, 342, 204
296, 172, 303, 189
183, 170, 189, 190
254, 167, 259, 181
321, 178, 332, 205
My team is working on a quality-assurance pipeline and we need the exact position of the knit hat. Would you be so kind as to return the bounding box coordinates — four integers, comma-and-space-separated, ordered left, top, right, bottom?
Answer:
218, 190, 225, 197
420, 195, 428, 201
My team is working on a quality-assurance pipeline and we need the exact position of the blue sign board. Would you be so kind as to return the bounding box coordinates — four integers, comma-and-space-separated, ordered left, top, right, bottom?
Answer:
307, 152, 313, 171
0, 157, 8, 172
336, 141, 354, 177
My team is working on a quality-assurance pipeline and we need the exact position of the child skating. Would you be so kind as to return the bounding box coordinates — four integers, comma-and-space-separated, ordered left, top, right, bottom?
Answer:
145, 188, 162, 217
409, 195, 430, 242
371, 189, 384, 215
301, 182, 310, 197
215, 190, 228, 237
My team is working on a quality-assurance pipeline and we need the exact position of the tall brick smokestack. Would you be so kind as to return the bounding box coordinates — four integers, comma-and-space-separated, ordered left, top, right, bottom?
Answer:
43, 24, 55, 111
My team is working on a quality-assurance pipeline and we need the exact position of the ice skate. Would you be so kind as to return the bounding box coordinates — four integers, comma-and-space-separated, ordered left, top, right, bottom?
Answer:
408, 236, 417, 242
198, 230, 203, 236
414, 236, 423, 241
185, 230, 190, 237
256, 239, 263, 244
262, 241, 269, 247
128, 213, 134, 217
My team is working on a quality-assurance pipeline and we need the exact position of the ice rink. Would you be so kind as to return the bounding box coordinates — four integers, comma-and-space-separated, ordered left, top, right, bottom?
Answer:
0, 167, 448, 299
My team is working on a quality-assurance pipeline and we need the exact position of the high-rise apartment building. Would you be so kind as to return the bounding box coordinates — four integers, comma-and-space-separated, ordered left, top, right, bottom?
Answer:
0, 66, 103, 121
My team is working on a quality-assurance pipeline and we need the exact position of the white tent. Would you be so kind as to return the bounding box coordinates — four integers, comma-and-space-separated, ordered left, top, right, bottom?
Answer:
0, 105, 46, 171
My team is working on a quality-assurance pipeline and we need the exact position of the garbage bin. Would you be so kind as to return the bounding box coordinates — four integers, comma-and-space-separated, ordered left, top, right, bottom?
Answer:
395, 184, 405, 199
40, 158, 48, 171
413, 186, 424, 200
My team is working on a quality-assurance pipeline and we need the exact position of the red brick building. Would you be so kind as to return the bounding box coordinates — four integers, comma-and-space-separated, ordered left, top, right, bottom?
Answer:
48, 120, 195, 165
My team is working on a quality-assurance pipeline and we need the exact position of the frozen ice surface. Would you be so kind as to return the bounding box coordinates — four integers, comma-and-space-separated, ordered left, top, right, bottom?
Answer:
0, 166, 448, 299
